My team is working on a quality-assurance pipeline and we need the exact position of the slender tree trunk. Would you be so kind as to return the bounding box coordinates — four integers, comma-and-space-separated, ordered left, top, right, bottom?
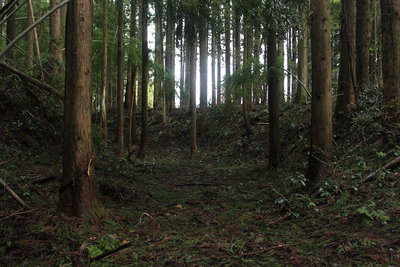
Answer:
268, 26, 281, 169
295, 5, 309, 104
153, 0, 163, 110
381, 0, 400, 135
179, 38, 186, 108
211, 20, 216, 107
277, 39, 284, 99
116, 0, 124, 156
217, 34, 222, 105
49, 0, 63, 75
165, 0, 175, 113
291, 28, 297, 99
286, 30, 292, 99
136, 0, 148, 160
224, 0, 231, 104
356, 0, 373, 92
306, 0, 333, 188
335, 0, 356, 120
60, 0, 101, 218
243, 21, 252, 136
199, 19, 208, 136
189, 26, 197, 155
127, 0, 138, 153
253, 25, 261, 105
184, 39, 191, 107
26, 0, 34, 70
101, 0, 108, 142
6, 0, 16, 65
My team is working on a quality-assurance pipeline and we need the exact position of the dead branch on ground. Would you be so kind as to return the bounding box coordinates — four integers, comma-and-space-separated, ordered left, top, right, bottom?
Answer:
360, 155, 400, 184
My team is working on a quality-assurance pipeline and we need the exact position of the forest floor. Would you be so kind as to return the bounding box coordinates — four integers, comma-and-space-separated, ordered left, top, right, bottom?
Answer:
1, 72, 400, 266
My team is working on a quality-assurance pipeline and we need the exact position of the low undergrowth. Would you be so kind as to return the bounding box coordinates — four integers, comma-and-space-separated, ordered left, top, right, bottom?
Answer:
1, 84, 400, 266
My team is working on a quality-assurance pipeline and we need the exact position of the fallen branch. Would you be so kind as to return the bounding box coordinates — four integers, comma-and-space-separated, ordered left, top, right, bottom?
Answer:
90, 242, 132, 262
360, 155, 400, 184
0, 61, 64, 101
0, 177, 27, 207
29, 175, 58, 185
0, 207, 40, 221
242, 241, 306, 256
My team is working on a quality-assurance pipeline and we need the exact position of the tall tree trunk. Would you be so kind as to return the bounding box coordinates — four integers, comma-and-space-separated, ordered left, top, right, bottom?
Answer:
217, 32, 222, 105
6, 0, 15, 65
295, 5, 309, 104
335, 0, 356, 120
153, 0, 163, 110
381, 0, 400, 135
286, 30, 292, 98
306, 0, 333, 188
116, 0, 124, 156
356, 0, 373, 92
224, 0, 231, 104
291, 28, 297, 99
26, 0, 34, 70
268, 26, 281, 169
211, 19, 216, 107
179, 37, 186, 108
165, 0, 175, 113
277, 39, 284, 99
199, 19, 208, 136
136, 0, 149, 160
243, 21, 252, 136
101, 0, 108, 142
128, 0, 138, 153
253, 25, 261, 105
49, 0, 63, 75
189, 26, 197, 155
60, 0, 101, 218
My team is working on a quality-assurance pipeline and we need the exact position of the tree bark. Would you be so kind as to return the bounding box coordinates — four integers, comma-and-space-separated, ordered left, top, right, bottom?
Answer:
165, 0, 175, 112
268, 26, 281, 169
381, 0, 400, 135
189, 26, 197, 155
306, 0, 333, 188
59, 0, 101, 218
153, 0, 163, 111
49, 0, 63, 75
335, 0, 356, 120
116, 0, 124, 156
100, 0, 108, 142
6, 0, 16, 65
199, 12, 208, 136
136, 0, 149, 160
356, 0, 373, 92
295, 5, 309, 104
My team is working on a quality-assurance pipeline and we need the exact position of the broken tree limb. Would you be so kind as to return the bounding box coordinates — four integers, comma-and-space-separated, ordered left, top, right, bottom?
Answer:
0, 177, 27, 207
0, 61, 64, 101
360, 155, 400, 184
91, 242, 132, 262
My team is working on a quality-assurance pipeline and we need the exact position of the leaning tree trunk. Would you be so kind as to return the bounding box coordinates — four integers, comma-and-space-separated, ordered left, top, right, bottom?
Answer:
59, 0, 101, 218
